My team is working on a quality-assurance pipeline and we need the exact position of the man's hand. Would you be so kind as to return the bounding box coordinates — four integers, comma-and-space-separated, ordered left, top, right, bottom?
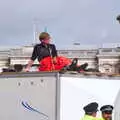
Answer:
24, 59, 34, 72
53, 57, 57, 64
23, 68, 30, 72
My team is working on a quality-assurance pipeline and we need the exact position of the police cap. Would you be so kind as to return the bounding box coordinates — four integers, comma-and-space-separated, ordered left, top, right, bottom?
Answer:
83, 102, 98, 113
100, 105, 113, 113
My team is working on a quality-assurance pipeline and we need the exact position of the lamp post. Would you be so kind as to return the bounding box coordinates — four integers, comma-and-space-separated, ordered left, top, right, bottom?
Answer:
32, 19, 39, 44
33, 22, 37, 44
32, 18, 48, 44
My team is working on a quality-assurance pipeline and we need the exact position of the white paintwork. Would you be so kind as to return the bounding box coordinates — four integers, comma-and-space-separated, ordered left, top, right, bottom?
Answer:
0, 73, 120, 120
60, 77, 120, 120
0, 75, 57, 120
114, 89, 120, 120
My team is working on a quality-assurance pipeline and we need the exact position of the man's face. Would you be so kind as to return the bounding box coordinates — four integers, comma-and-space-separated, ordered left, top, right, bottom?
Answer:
102, 111, 112, 120
41, 36, 51, 44
92, 112, 97, 117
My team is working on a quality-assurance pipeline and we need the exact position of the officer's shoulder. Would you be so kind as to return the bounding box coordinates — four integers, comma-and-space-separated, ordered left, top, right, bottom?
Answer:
97, 118, 104, 120
92, 117, 100, 120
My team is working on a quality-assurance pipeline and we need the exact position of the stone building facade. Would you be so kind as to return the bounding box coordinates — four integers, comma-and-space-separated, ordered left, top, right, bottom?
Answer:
97, 48, 120, 74
0, 45, 120, 73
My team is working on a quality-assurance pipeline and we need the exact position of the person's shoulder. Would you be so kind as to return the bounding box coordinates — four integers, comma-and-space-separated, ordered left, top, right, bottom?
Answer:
80, 116, 97, 120
49, 44, 56, 47
49, 43, 55, 46
97, 118, 104, 120
34, 44, 42, 48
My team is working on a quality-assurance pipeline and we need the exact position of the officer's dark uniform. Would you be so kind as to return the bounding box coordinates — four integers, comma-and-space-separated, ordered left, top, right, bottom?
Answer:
99, 105, 113, 120
80, 102, 99, 120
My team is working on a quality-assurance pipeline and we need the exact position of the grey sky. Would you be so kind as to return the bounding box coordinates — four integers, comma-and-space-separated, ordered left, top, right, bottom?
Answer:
0, 0, 120, 48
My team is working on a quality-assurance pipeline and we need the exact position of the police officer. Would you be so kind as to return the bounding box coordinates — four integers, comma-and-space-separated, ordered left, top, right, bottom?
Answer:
99, 105, 113, 120
80, 102, 99, 120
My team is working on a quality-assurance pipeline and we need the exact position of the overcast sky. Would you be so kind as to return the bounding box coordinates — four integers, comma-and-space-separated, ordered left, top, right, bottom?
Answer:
0, 0, 120, 48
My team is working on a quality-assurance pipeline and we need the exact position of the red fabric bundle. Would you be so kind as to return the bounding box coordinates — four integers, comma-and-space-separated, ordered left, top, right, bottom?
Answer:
38, 56, 71, 71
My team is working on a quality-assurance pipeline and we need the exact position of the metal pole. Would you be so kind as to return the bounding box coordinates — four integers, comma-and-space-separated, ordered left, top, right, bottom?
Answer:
33, 22, 36, 44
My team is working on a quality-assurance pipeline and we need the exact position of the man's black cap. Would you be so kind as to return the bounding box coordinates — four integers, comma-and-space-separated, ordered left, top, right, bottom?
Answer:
100, 105, 113, 113
83, 102, 98, 113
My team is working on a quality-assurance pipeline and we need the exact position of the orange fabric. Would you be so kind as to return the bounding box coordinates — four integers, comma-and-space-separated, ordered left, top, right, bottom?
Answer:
38, 56, 71, 71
